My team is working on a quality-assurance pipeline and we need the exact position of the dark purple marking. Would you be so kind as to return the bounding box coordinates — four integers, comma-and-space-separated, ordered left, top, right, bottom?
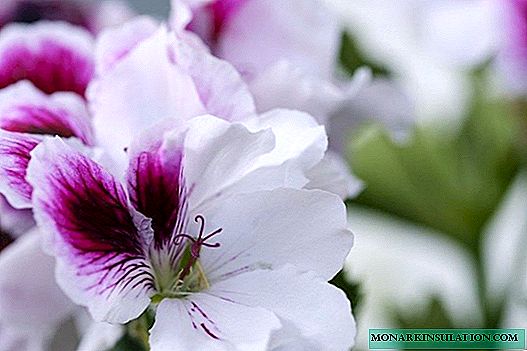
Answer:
40, 153, 153, 293
0, 134, 39, 201
201, 323, 220, 340
186, 302, 221, 340
128, 150, 183, 248
0, 40, 94, 96
0, 105, 92, 144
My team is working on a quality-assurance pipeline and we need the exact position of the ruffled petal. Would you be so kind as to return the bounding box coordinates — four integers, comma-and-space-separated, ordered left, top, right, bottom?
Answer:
208, 266, 356, 351
150, 294, 280, 351
244, 109, 327, 185
0, 130, 41, 208
167, 30, 255, 122
197, 188, 352, 282
305, 151, 363, 200
180, 115, 274, 210
0, 21, 94, 96
27, 137, 153, 323
94, 16, 159, 75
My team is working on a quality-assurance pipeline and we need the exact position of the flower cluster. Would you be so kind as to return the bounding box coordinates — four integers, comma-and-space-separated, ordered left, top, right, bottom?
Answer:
0, 1, 361, 350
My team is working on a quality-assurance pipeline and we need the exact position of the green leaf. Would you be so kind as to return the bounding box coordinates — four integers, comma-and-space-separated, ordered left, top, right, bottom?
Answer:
348, 94, 521, 249
330, 270, 363, 313
339, 32, 390, 77
390, 296, 455, 329
107, 334, 147, 351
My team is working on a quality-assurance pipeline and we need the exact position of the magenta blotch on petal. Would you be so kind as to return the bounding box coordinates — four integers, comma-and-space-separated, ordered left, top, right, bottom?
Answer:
0, 22, 94, 96
28, 138, 154, 298
127, 145, 185, 248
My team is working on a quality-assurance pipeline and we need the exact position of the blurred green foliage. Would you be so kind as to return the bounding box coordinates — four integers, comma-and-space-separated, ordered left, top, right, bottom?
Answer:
339, 32, 390, 77
348, 96, 520, 251
108, 334, 147, 351
391, 297, 454, 329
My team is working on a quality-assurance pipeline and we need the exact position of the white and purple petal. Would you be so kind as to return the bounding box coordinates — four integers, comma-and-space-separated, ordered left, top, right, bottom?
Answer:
0, 130, 41, 208
0, 21, 94, 96
127, 124, 185, 248
27, 137, 154, 322
0, 81, 94, 144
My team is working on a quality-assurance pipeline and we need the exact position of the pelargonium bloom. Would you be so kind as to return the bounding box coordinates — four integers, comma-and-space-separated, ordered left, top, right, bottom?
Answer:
28, 115, 356, 350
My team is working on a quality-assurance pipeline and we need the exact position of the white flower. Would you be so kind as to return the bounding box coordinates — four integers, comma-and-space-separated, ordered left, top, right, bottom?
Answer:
27, 114, 356, 350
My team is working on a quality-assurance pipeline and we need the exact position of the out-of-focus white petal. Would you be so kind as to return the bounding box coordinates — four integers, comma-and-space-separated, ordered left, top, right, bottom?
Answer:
483, 173, 527, 304
345, 205, 482, 349
76, 321, 124, 351
94, 16, 159, 75
0, 230, 74, 349
218, 0, 339, 80
328, 78, 415, 153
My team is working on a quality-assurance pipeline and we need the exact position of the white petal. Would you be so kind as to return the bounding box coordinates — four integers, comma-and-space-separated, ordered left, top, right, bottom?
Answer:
248, 61, 343, 123
95, 16, 159, 75
150, 295, 280, 351
199, 188, 353, 282
0, 324, 46, 351
0, 230, 74, 342
245, 109, 327, 182
89, 27, 205, 170
345, 205, 482, 349
305, 151, 363, 200
218, 0, 339, 80
210, 266, 356, 351
77, 321, 124, 351
483, 173, 527, 303
328, 78, 415, 153
179, 115, 275, 209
